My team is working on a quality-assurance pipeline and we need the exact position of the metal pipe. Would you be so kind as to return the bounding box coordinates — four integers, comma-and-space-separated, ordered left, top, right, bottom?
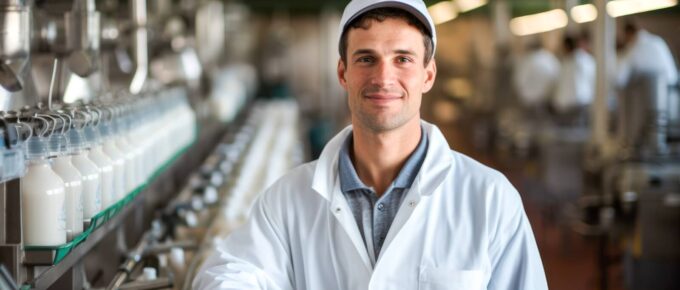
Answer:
66, 0, 100, 77
47, 58, 59, 110
0, 0, 29, 92
129, 0, 147, 94
591, 0, 616, 153
107, 232, 151, 290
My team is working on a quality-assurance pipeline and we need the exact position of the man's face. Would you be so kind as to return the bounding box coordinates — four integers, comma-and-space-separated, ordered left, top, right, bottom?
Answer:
338, 17, 436, 133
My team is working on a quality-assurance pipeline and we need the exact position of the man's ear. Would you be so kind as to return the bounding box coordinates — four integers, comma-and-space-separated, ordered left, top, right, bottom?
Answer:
337, 59, 348, 89
422, 60, 437, 93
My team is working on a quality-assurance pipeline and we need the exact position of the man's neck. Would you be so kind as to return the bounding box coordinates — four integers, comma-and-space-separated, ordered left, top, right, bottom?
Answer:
351, 118, 422, 198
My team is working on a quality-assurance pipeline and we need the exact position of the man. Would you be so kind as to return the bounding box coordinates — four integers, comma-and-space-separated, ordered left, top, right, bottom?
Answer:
553, 34, 595, 126
616, 20, 678, 89
193, 0, 548, 289
513, 40, 560, 110
616, 20, 679, 149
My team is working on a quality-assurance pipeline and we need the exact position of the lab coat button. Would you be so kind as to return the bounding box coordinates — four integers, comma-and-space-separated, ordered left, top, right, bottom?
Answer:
335, 207, 342, 213
377, 203, 385, 211
408, 200, 417, 207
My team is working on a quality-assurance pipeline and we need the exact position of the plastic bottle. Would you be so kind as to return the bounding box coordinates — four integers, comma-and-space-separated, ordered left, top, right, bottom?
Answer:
85, 123, 116, 209
127, 117, 144, 189
125, 105, 145, 188
147, 100, 163, 173
21, 135, 67, 246
177, 92, 196, 149
0, 122, 25, 183
139, 267, 157, 281
100, 120, 126, 202
169, 247, 186, 285
133, 101, 153, 182
113, 114, 137, 194
67, 125, 101, 222
49, 130, 84, 241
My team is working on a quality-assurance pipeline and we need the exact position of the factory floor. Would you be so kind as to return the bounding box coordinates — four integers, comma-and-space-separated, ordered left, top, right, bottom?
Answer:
435, 120, 626, 290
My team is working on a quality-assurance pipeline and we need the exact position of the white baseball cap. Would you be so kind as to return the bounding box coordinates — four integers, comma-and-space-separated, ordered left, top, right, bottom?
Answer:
338, 0, 437, 58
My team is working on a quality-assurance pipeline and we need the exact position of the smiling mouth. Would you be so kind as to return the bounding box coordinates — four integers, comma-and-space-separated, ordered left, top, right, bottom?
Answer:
361, 86, 404, 103
364, 94, 402, 100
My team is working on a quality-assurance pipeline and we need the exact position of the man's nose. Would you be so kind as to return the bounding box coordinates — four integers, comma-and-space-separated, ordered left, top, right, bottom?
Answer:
370, 61, 396, 87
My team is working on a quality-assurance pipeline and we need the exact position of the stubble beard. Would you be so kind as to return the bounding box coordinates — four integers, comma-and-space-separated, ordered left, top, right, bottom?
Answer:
354, 104, 415, 133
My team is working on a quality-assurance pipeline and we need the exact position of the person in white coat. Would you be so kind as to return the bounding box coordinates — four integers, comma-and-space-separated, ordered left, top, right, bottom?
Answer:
552, 34, 596, 125
193, 0, 548, 289
514, 41, 561, 110
616, 20, 679, 149
616, 21, 678, 89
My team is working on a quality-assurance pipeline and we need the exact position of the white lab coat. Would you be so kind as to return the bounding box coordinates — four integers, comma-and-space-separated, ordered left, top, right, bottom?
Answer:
514, 48, 561, 107
553, 48, 596, 113
617, 30, 678, 88
193, 121, 548, 290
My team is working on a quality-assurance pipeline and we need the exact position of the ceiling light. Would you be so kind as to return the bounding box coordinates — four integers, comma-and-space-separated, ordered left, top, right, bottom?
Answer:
455, 0, 487, 13
510, 9, 568, 36
428, 1, 459, 25
571, 4, 598, 23
607, 0, 677, 18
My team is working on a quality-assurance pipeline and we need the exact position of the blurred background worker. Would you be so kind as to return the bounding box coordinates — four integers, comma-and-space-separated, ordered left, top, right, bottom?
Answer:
513, 41, 560, 114
616, 20, 678, 90
552, 33, 596, 126
616, 19, 679, 150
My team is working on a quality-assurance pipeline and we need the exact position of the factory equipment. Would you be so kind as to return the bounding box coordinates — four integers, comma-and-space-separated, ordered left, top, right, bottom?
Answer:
0, 0, 34, 109
0, 0, 261, 288
0, 87, 202, 288
576, 71, 680, 290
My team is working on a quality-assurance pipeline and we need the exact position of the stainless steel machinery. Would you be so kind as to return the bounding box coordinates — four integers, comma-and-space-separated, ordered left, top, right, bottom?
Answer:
0, 0, 258, 289
577, 70, 680, 290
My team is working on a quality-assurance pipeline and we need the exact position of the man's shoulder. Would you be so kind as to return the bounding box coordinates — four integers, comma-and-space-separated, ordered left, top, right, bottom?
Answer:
446, 149, 521, 200
266, 161, 317, 192
448, 149, 507, 183
257, 160, 325, 214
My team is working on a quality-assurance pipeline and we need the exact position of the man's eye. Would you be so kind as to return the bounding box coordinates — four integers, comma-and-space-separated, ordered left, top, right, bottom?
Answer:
397, 57, 412, 63
356, 56, 374, 63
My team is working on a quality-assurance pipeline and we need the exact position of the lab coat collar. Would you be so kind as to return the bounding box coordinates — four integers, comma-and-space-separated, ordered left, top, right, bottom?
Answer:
311, 120, 453, 201
416, 121, 453, 197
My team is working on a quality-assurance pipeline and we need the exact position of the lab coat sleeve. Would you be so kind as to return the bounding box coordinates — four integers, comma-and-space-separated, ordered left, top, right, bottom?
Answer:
617, 54, 633, 89
656, 39, 679, 85
192, 193, 294, 290
487, 178, 548, 290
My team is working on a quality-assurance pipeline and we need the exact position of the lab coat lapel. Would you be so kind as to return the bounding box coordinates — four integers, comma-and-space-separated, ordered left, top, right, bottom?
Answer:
311, 126, 352, 201
311, 125, 372, 271
377, 179, 424, 266
329, 179, 373, 272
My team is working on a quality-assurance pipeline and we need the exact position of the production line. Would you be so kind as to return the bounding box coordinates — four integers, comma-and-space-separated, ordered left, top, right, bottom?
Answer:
0, 0, 276, 288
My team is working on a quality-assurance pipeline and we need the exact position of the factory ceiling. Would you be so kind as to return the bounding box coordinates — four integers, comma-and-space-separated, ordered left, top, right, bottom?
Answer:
242, 0, 680, 17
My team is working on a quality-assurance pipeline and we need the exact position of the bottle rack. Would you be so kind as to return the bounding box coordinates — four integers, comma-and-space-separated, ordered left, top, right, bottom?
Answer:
12, 118, 226, 290
20, 140, 195, 290
0, 87, 218, 289
22, 140, 193, 266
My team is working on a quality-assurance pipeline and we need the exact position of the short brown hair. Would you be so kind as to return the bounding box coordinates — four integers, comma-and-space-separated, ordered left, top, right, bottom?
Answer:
338, 7, 434, 66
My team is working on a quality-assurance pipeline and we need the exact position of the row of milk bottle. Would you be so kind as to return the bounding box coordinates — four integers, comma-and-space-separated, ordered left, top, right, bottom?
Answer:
21, 90, 196, 246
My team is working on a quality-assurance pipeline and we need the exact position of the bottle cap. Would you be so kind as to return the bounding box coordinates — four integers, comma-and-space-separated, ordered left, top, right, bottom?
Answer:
67, 128, 88, 151
25, 136, 50, 160
83, 124, 101, 147
99, 122, 113, 140
47, 133, 69, 156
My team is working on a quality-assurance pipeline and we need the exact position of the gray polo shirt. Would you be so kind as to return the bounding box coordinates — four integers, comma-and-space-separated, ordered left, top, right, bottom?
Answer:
338, 129, 428, 265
